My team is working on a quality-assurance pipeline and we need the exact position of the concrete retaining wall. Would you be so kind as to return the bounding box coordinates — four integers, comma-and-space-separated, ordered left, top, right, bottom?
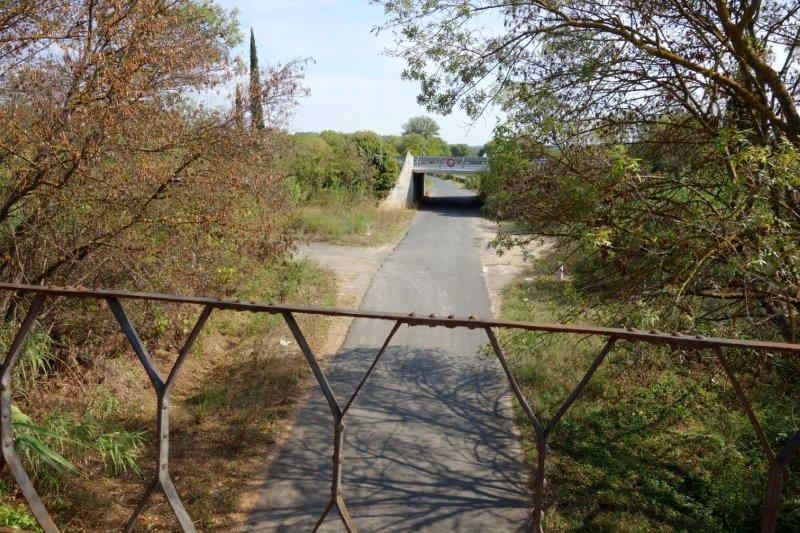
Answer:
380, 152, 417, 209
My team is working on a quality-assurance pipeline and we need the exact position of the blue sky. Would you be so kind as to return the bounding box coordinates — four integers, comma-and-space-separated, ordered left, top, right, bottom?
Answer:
214, 1, 498, 146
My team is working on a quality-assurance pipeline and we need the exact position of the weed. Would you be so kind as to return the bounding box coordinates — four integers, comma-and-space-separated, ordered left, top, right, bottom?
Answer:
87, 386, 121, 420
292, 200, 413, 246
72, 419, 145, 475
500, 261, 800, 531
0, 322, 55, 386
0, 502, 40, 531
11, 406, 76, 479
186, 385, 229, 419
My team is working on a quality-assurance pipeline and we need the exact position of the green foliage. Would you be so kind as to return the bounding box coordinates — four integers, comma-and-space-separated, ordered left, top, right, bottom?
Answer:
296, 205, 373, 240
214, 257, 336, 337
285, 130, 399, 200
187, 385, 230, 418
11, 406, 76, 477
482, 126, 800, 344
0, 483, 40, 531
0, 320, 56, 387
500, 265, 800, 531
351, 131, 400, 196
291, 196, 413, 246
249, 28, 265, 129
387, 132, 449, 156
401, 115, 440, 137
72, 419, 145, 475
449, 143, 478, 156
4, 396, 145, 488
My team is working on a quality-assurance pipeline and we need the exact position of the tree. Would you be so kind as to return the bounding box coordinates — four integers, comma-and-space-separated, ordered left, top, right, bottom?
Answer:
379, 5, 800, 530
234, 83, 244, 128
449, 144, 475, 157
378, 1, 800, 342
401, 115, 440, 138
259, 57, 313, 128
378, 2, 800, 145
392, 133, 448, 156
249, 28, 265, 130
0, 0, 304, 313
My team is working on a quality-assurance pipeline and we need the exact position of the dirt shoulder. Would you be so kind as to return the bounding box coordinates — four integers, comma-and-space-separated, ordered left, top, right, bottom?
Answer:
472, 217, 553, 318
293, 242, 396, 354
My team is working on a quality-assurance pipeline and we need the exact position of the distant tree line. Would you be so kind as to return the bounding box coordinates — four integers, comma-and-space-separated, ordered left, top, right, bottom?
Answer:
285, 130, 400, 201
283, 116, 484, 202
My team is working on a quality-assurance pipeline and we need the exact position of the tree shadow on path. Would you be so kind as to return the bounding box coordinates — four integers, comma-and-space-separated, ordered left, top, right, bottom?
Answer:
247, 344, 531, 532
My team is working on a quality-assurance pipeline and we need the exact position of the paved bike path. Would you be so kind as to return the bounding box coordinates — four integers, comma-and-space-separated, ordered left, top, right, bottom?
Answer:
247, 178, 530, 531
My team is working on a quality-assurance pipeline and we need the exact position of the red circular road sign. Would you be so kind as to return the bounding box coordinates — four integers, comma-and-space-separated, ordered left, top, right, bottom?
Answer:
446, 157, 456, 167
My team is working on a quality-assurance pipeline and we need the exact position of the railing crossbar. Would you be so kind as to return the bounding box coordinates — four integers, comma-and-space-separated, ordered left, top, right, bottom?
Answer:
1, 283, 797, 353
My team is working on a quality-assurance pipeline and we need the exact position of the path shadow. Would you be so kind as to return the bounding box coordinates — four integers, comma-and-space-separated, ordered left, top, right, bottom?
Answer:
247, 344, 531, 532
420, 195, 484, 209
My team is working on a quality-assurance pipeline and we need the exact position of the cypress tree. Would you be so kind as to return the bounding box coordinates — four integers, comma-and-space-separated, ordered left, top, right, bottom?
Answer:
249, 28, 265, 130
234, 83, 243, 129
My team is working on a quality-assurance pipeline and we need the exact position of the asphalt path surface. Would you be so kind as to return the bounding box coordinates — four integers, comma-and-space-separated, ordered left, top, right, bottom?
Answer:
248, 177, 530, 532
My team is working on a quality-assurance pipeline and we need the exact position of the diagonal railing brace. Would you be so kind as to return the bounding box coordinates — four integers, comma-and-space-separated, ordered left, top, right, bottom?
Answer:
282, 313, 402, 532
485, 328, 617, 533
0, 294, 59, 533
108, 298, 213, 532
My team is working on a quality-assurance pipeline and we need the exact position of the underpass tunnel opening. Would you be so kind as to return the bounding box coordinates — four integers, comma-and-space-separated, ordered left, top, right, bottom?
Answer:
413, 172, 424, 205
416, 173, 484, 209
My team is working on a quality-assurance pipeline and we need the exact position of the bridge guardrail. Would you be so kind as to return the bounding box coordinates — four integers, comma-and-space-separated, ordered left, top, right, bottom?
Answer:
0, 282, 797, 532
413, 156, 488, 169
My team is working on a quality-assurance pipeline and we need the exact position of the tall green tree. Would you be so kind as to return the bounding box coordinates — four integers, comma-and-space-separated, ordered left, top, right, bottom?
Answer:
377, 1, 800, 145
402, 115, 440, 138
249, 28, 265, 130
234, 83, 244, 129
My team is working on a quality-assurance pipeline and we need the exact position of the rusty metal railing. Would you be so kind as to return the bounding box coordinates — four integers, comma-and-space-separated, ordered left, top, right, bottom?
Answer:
0, 282, 798, 532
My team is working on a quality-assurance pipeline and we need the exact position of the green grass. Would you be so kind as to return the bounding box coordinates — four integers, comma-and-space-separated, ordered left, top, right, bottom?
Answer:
0, 322, 146, 488
0, 488, 40, 532
213, 258, 335, 338
498, 256, 800, 531
0, 323, 55, 387
0, 482, 38, 530
292, 196, 413, 246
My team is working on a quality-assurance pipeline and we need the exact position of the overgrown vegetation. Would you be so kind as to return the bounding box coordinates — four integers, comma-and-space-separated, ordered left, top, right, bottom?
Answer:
0, 0, 348, 529
292, 198, 413, 246
499, 255, 800, 531
380, 0, 800, 528
0, 256, 336, 529
283, 130, 401, 201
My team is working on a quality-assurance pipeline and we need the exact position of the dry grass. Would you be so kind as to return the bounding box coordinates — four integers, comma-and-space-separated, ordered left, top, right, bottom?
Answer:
294, 202, 413, 246
2, 261, 337, 531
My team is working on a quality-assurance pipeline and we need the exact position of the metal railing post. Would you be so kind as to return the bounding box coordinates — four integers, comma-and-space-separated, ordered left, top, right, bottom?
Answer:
0, 294, 59, 532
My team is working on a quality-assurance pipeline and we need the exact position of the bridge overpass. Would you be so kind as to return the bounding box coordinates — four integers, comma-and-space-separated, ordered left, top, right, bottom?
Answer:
383, 153, 489, 208
411, 156, 488, 174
